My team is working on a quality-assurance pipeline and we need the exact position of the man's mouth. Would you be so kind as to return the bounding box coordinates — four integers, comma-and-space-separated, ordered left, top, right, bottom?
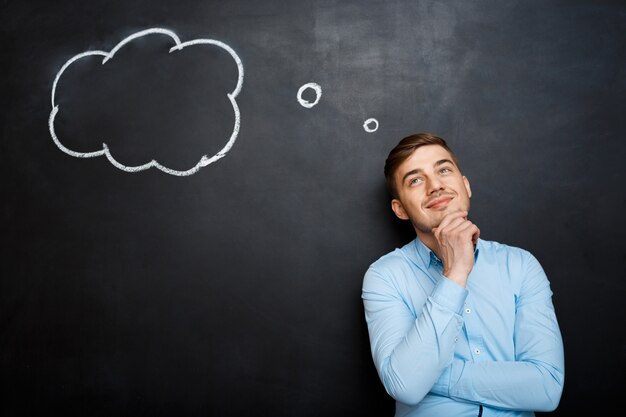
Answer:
426, 195, 453, 209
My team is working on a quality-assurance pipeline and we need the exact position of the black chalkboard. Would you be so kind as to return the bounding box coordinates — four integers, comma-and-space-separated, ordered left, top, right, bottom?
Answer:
2, 1, 625, 416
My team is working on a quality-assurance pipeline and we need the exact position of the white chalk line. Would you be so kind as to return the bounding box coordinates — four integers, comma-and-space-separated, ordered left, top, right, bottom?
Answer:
103, 28, 181, 64
363, 118, 379, 133
297, 82, 322, 108
49, 27, 244, 176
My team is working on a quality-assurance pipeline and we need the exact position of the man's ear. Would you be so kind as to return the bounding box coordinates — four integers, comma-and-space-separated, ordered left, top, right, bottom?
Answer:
391, 198, 409, 220
463, 176, 472, 199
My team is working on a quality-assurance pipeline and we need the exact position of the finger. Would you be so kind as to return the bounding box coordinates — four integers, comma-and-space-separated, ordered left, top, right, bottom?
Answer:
455, 222, 480, 245
472, 226, 480, 244
436, 210, 468, 231
443, 221, 479, 246
452, 220, 478, 238
438, 217, 469, 235
433, 216, 467, 239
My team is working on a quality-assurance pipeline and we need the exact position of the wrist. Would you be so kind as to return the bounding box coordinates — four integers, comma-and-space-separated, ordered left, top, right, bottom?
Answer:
443, 268, 469, 287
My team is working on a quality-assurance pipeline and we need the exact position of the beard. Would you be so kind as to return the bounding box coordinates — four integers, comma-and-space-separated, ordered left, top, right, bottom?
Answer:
409, 214, 444, 235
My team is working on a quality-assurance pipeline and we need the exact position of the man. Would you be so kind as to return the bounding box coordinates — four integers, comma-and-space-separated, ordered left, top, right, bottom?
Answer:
362, 133, 564, 417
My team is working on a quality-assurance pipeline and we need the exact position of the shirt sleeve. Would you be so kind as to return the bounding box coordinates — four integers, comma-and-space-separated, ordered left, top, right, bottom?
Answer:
362, 265, 468, 406
431, 252, 565, 411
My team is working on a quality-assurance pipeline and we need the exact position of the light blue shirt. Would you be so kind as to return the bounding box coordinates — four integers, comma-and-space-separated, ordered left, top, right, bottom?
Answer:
362, 238, 564, 417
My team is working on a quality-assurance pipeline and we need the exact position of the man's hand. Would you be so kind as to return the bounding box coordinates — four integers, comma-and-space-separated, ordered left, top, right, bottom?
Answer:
432, 210, 480, 287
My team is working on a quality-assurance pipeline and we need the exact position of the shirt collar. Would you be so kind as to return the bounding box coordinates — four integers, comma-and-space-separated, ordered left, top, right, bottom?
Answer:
413, 237, 481, 268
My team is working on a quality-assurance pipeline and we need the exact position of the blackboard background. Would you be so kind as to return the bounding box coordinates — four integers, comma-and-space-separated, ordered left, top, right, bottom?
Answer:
2, 0, 625, 415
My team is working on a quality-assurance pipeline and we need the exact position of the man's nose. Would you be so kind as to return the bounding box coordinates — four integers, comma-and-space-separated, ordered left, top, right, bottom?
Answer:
427, 176, 444, 194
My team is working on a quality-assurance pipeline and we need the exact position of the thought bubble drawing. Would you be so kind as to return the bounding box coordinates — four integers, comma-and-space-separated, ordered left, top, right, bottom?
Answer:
48, 28, 244, 176
363, 118, 379, 133
297, 82, 322, 108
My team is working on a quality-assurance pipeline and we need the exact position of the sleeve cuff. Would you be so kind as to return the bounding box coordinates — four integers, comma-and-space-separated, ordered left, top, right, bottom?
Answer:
430, 276, 468, 315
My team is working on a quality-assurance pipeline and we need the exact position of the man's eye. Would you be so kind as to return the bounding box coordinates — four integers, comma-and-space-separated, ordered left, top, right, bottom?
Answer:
440, 167, 451, 174
409, 178, 423, 185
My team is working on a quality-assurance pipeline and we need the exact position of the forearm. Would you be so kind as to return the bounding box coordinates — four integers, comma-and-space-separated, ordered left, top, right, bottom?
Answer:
364, 275, 468, 405
432, 357, 564, 411
378, 300, 462, 404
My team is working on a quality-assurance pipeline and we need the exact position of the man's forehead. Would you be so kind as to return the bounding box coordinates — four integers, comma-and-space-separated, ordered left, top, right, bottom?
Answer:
398, 145, 455, 171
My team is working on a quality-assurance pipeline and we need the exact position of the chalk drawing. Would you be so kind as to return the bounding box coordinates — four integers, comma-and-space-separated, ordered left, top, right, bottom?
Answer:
297, 83, 322, 108
49, 28, 244, 176
363, 118, 379, 133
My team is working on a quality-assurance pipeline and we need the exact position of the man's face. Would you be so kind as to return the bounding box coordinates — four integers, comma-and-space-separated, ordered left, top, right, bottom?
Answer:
391, 145, 472, 236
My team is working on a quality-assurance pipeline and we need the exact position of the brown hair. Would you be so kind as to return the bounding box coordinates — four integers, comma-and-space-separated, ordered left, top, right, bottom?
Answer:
384, 132, 460, 198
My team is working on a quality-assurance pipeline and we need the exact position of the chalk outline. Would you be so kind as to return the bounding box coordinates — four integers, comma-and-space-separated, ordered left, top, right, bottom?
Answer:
296, 82, 322, 108
363, 118, 379, 133
49, 28, 244, 176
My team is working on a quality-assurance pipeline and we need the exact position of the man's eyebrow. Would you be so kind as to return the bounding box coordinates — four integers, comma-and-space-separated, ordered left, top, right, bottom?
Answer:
400, 159, 457, 184
401, 168, 422, 184
435, 159, 456, 167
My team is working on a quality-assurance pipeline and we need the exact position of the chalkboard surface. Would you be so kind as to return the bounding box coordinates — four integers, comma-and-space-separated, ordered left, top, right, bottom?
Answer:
2, 1, 625, 416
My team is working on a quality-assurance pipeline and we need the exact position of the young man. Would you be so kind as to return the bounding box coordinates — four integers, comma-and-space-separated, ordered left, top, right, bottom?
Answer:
362, 133, 564, 417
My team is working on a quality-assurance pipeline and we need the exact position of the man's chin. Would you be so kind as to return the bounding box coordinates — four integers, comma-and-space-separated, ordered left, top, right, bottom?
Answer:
412, 220, 441, 235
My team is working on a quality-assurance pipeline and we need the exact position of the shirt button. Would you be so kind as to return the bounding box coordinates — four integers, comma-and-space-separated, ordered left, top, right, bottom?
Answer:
465, 308, 471, 314
474, 348, 481, 355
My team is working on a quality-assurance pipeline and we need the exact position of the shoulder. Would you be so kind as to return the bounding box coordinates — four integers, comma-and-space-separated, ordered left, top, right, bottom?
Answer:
478, 239, 548, 293
364, 249, 407, 286
366, 239, 418, 273
369, 247, 408, 272
362, 239, 430, 292
478, 239, 539, 268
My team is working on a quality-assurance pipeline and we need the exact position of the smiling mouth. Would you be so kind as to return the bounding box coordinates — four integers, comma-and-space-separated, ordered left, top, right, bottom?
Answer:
426, 196, 453, 209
